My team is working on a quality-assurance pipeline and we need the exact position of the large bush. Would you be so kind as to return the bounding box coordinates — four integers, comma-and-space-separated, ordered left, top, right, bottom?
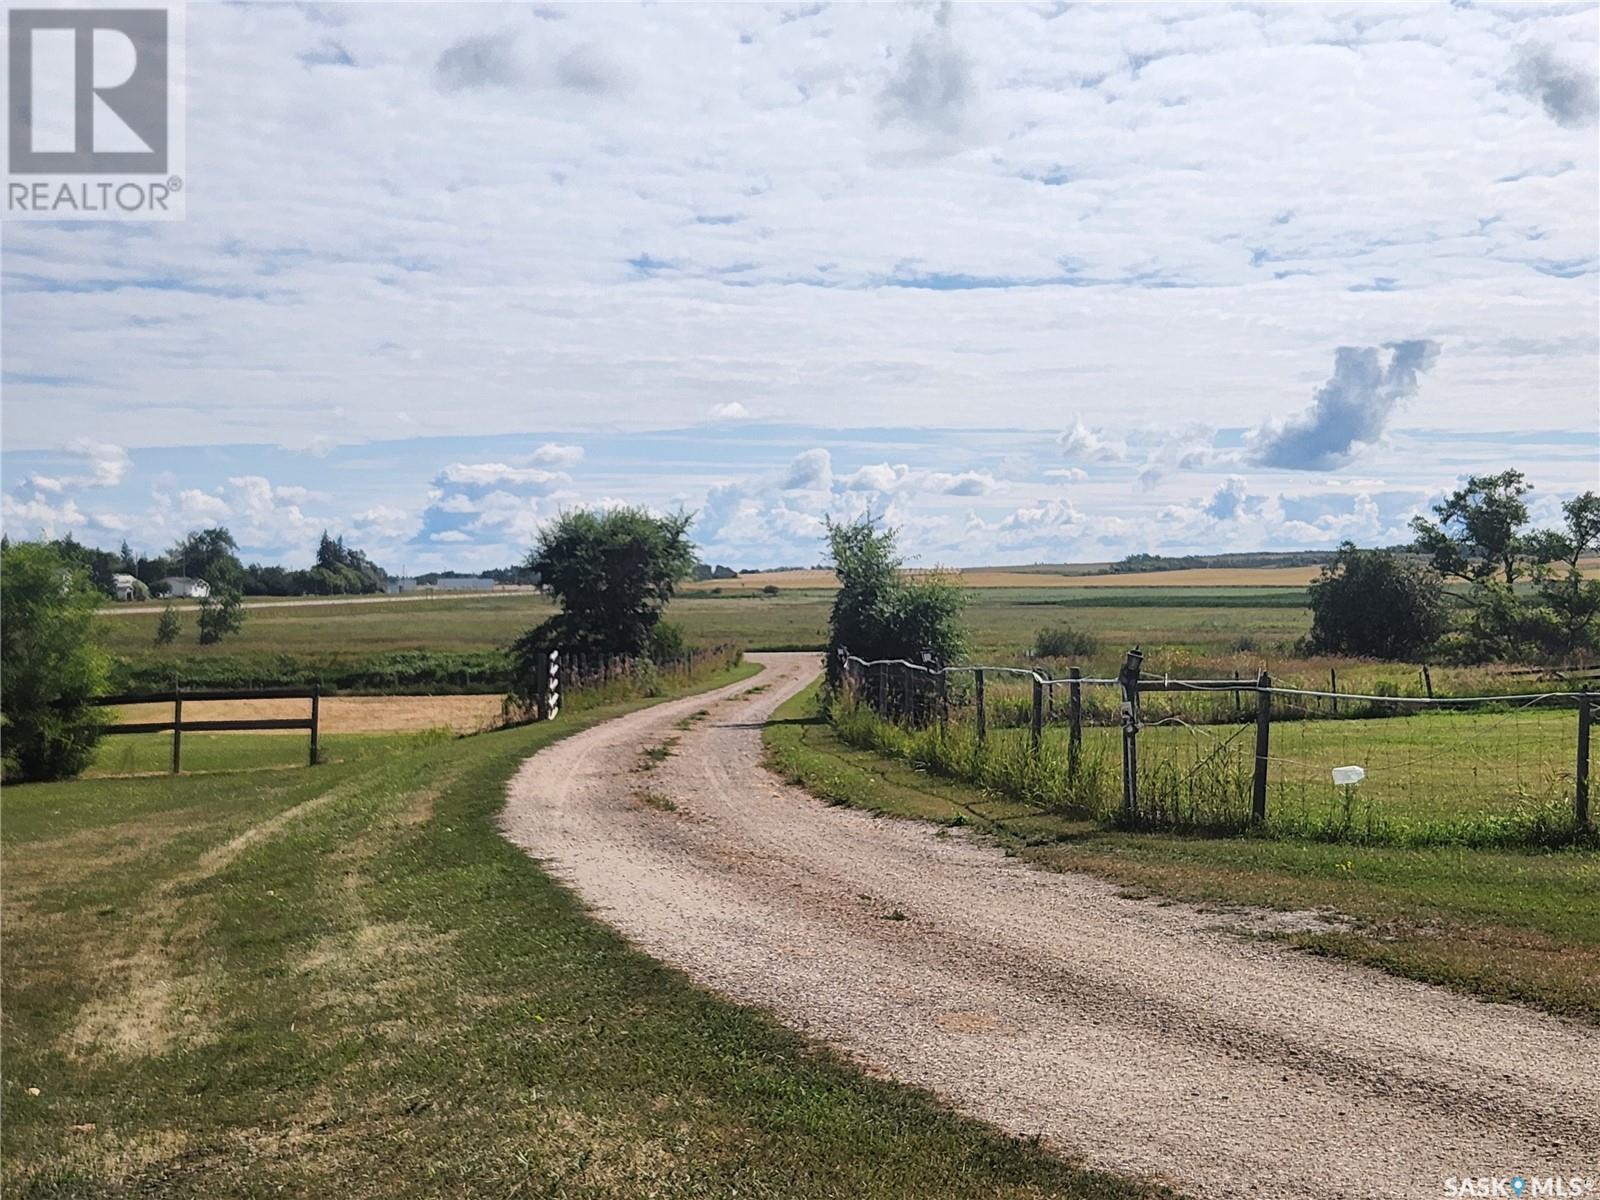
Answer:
823, 516, 965, 688
1, 542, 111, 781
510, 507, 697, 702
1305, 543, 1446, 661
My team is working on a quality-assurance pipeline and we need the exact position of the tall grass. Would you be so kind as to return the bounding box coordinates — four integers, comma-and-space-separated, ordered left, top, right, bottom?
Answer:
829, 691, 1593, 850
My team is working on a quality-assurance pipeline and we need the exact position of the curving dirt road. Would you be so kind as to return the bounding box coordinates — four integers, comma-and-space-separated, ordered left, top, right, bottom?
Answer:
501, 653, 1599, 1200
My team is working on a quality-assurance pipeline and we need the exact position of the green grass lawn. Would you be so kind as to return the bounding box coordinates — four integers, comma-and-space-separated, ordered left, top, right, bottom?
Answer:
2, 663, 1167, 1200
765, 683, 1600, 1023
82, 730, 437, 778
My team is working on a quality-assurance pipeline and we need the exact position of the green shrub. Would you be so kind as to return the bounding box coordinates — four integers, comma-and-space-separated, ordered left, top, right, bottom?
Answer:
1032, 624, 1097, 660
154, 603, 182, 646
646, 620, 688, 665
2, 542, 111, 782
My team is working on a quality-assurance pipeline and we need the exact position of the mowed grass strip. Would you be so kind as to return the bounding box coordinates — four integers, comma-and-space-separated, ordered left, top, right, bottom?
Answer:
2, 663, 1169, 1200
764, 683, 1600, 1024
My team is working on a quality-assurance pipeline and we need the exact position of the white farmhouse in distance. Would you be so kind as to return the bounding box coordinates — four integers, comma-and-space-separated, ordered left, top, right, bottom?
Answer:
160, 576, 211, 599
110, 573, 139, 601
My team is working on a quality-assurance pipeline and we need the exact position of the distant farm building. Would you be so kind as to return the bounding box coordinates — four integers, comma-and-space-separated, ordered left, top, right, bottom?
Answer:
111, 573, 140, 601
386, 575, 496, 595
159, 576, 211, 599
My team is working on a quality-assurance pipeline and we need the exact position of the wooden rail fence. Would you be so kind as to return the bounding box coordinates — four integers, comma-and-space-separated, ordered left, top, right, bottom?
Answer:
86, 687, 321, 772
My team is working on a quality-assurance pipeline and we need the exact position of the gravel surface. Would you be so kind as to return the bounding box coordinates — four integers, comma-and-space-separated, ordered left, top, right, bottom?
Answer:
501, 653, 1599, 1200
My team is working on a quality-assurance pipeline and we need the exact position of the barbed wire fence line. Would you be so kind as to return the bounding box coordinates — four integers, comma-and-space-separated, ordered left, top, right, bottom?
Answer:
835, 648, 1596, 846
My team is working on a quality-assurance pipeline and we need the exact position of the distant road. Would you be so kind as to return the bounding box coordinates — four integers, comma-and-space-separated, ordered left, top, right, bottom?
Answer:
102, 589, 542, 616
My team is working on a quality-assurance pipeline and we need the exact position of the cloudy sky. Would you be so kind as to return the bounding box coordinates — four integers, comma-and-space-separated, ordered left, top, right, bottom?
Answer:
3, 1, 1597, 571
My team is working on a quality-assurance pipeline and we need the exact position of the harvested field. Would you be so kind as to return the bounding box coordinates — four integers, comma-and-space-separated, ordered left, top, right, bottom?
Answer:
112, 693, 506, 735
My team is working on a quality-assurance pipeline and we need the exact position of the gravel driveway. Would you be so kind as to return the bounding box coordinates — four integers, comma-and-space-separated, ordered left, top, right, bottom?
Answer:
501, 652, 1599, 1200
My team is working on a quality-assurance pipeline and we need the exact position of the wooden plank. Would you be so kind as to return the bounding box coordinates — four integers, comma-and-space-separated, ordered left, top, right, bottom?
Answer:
103, 717, 314, 734
103, 721, 178, 735
180, 718, 314, 732
85, 687, 320, 707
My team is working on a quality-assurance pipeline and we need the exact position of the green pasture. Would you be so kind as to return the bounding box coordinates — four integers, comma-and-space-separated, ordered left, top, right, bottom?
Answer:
100, 585, 1544, 701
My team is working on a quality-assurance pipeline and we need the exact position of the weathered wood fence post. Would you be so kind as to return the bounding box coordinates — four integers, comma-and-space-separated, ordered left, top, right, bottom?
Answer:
1422, 665, 1434, 699
974, 668, 986, 746
1252, 671, 1272, 823
1329, 667, 1338, 716
171, 689, 183, 774
1118, 648, 1143, 821
1578, 688, 1592, 830
1068, 666, 1083, 777
1030, 676, 1044, 754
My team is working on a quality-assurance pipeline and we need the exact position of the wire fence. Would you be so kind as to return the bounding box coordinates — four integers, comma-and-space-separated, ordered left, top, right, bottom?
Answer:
836, 648, 1596, 847
502, 642, 744, 725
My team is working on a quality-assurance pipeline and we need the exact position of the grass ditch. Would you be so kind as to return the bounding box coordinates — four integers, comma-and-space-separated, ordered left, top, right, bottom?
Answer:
2, 662, 1169, 1200
767, 683, 1600, 1024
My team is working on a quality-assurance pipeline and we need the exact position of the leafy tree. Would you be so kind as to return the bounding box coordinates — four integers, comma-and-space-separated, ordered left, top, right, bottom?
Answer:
1410, 470, 1536, 588
509, 508, 697, 703
1305, 543, 1447, 661
196, 587, 246, 645
302, 530, 388, 595
1, 541, 110, 781
1524, 491, 1600, 659
155, 602, 183, 646
823, 515, 965, 689
169, 527, 244, 590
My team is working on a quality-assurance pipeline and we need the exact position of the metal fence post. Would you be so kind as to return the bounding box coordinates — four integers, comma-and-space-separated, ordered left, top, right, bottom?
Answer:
1031, 676, 1044, 754
1329, 667, 1338, 716
1252, 671, 1272, 823
1068, 666, 1083, 777
974, 669, 986, 746
1578, 688, 1592, 829
1118, 648, 1143, 820
877, 663, 886, 715
171, 689, 183, 774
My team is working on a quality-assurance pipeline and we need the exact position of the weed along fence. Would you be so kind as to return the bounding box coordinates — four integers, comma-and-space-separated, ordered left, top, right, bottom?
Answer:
84, 687, 322, 772
505, 642, 745, 724
837, 649, 1597, 847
